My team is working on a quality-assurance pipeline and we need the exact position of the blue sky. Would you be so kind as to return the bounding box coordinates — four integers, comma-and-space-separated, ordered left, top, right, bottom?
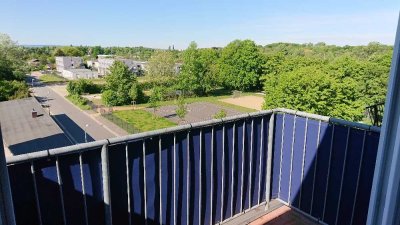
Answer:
0, 0, 399, 49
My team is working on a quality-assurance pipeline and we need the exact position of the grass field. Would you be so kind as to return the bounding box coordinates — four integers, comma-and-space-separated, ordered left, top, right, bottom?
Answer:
39, 74, 67, 83
113, 110, 177, 132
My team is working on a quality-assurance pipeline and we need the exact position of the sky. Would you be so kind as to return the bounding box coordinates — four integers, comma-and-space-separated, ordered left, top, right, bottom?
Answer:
0, 0, 399, 49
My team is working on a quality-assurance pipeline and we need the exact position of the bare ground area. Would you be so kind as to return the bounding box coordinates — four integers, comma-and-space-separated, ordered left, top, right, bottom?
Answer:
219, 95, 264, 110
145, 102, 242, 125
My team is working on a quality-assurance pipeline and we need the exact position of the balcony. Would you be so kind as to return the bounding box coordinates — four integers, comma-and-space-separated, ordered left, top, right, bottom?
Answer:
4, 108, 380, 225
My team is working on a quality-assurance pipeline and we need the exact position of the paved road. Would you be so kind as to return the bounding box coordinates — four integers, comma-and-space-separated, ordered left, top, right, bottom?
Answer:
31, 80, 116, 144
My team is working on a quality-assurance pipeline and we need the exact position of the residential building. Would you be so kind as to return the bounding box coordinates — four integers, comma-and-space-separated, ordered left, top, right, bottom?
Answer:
97, 57, 146, 76
87, 60, 99, 69
55, 56, 83, 72
61, 68, 98, 80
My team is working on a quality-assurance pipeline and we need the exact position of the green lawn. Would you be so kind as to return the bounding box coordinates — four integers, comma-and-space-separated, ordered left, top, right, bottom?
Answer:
113, 110, 177, 132
66, 94, 91, 110
39, 74, 67, 83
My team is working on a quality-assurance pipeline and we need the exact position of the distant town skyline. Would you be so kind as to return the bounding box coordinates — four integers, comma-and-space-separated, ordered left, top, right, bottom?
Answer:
0, 0, 399, 49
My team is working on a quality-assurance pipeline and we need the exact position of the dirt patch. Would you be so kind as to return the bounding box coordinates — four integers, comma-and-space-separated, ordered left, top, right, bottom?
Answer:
145, 102, 242, 125
220, 95, 264, 110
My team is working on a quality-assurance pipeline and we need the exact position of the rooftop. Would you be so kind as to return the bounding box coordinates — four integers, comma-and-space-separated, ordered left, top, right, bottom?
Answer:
64, 68, 95, 72
0, 97, 71, 156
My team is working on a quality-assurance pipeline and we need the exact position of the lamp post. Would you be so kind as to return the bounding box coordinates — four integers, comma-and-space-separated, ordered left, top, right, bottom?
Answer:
131, 100, 136, 110
84, 124, 89, 143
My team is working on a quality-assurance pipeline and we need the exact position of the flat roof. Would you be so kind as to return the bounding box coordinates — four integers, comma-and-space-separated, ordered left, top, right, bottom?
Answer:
0, 97, 71, 156
64, 68, 94, 72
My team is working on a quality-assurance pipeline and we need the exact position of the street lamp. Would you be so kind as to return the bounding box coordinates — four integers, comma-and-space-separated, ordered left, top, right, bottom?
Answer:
131, 100, 136, 110
84, 124, 89, 143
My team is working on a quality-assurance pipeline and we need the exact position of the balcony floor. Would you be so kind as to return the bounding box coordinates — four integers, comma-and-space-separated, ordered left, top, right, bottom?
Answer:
223, 200, 320, 225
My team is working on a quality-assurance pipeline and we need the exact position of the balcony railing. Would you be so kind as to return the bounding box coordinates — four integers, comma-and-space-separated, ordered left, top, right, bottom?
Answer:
5, 108, 380, 225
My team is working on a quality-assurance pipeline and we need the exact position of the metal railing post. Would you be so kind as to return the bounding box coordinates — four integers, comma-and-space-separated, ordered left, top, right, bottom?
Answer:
0, 126, 16, 225
265, 113, 275, 210
101, 143, 112, 225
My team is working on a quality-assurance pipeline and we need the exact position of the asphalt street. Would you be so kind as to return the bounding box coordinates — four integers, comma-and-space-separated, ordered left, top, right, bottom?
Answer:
31, 78, 116, 144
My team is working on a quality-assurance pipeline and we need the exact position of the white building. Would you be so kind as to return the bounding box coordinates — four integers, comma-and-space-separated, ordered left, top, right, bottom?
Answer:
97, 57, 146, 76
61, 69, 98, 80
87, 60, 99, 69
55, 57, 83, 72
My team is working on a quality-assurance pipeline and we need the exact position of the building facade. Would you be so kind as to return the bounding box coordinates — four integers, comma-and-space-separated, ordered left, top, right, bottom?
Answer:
97, 57, 146, 76
55, 56, 83, 72
61, 68, 98, 80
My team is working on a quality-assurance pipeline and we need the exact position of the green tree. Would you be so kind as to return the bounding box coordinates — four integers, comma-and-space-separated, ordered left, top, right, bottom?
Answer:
53, 48, 65, 56
0, 33, 29, 101
219, 39, 266, 91
129, 83, 145, 104
175, 95, 187, 121
149, 86, 164, 114
54, 46, 84, 57
178, 42, 219, 95
178, 42, 203, 95
0, 80, 29, 101
0, 33, 29, 79
67, 79, 101, 95
146, 51, 175, 78
102, 61, 140, 106
263, 66, 364, 121
91, 46, 103, 58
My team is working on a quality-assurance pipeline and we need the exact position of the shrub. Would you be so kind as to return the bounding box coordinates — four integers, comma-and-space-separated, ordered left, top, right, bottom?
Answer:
0, 80, 29, 101
67, 79, 102, 95
66, 94, 91, 110
175, 95, 187, 120
214, 109, 227, 119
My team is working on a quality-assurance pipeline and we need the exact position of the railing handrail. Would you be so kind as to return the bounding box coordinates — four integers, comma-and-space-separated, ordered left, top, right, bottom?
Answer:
5, 108, 380, 165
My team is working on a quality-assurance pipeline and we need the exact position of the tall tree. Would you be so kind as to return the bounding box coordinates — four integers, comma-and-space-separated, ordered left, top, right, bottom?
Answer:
146, 51, 175, 78
178, 42, 219, 95
0, 33, 29, 101
219, 39, 266, 91
178, 42, 202, 95
263, 66, 364, 121
102, 61, 142, 106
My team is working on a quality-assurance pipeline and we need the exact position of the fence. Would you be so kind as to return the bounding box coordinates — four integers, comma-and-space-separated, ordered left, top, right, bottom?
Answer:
5, 109, 380, 225
271, 112, 380, 225
102, 113, 141, 134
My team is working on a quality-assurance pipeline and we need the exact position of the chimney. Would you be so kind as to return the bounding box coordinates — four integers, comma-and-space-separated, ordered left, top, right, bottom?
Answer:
31, 108, 37, 118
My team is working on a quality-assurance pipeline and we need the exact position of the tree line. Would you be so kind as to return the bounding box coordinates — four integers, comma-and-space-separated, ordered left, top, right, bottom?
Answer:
0, 32, 393, 122
143, 41, 392, 121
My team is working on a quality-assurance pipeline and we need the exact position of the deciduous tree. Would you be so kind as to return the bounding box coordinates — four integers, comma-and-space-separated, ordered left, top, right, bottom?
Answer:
219, 40, 266, 91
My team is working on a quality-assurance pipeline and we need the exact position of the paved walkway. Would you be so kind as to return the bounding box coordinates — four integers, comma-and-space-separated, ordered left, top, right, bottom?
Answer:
145, 102, 242, 125
220, 95, 264, 110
